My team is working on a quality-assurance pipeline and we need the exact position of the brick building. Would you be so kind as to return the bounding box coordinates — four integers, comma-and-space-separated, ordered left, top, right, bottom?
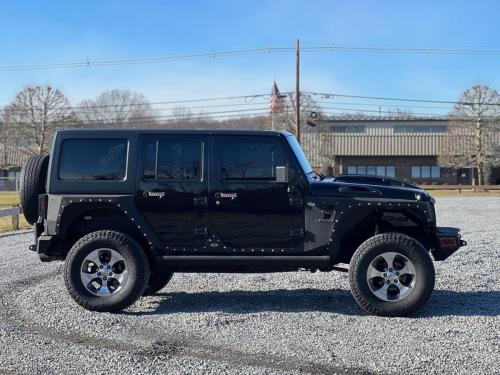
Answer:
302, 118, 500, 185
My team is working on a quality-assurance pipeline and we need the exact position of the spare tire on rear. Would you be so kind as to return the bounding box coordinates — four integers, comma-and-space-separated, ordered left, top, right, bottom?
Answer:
20, 154, 50, 225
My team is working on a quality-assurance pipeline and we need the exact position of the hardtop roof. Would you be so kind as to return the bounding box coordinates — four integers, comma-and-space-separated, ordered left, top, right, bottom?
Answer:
56, 128, 291, 137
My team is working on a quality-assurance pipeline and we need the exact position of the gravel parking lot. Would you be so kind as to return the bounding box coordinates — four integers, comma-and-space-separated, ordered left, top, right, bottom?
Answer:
0, 197, 498, 375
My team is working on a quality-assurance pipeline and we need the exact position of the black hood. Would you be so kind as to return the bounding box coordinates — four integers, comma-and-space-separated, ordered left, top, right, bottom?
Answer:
332, 174, 419, 188
309, 175, 431, 202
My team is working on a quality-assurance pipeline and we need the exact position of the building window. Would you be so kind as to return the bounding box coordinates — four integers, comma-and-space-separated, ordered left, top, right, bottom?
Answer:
393, 125, 447, 134
330, 126, 365, 134
411, 165, 442, 179
345, 165, 396, 177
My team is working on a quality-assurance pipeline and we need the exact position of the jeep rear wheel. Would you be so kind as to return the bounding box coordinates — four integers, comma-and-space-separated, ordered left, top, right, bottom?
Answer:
349, 233, 435, 317
64, 230, 149, 312
19, 154, 50, 225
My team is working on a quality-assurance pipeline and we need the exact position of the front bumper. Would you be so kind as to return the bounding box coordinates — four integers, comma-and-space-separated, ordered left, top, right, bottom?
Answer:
431, 227, 467, 261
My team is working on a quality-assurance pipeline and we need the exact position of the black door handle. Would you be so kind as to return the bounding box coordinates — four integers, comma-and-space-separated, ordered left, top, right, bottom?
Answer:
193, 196, 208, 207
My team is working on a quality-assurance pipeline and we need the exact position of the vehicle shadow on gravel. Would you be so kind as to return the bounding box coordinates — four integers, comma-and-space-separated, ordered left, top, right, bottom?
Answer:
126, 289, 500, 317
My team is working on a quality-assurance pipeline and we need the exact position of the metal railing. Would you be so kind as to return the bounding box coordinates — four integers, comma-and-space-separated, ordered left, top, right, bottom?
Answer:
419, 184, 500, 192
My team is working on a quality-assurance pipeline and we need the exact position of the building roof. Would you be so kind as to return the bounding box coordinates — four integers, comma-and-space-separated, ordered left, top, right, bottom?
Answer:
322, 117, 449, 124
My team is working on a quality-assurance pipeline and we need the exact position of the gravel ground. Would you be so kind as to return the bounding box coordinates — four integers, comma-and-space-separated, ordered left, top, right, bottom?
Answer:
0, 197, 498, 375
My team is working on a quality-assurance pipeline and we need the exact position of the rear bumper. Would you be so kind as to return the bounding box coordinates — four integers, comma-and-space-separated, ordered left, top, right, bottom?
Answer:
30, 219, 61, 262
431, 227, 467, 261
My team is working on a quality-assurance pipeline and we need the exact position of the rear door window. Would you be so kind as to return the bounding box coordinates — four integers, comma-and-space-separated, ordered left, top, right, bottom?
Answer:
142, 140, 202, 180
59, 139, 127, 180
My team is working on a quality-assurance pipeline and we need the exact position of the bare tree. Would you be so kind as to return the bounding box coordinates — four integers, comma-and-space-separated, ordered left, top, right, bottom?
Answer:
171, 105, 194, 122
5, 85, 75, 155
439, 85, 500, 185
77, 89, 156, 127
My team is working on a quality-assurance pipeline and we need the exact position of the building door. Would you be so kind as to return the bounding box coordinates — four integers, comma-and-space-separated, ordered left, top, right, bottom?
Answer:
209, 135, 304, 250
136, 135, 209, 247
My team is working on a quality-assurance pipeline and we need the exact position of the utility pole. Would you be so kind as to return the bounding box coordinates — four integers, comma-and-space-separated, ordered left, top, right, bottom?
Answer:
295, 38, 301, 143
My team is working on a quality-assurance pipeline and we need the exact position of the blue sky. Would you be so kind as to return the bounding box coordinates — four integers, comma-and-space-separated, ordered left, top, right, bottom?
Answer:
1, 0, 500, 114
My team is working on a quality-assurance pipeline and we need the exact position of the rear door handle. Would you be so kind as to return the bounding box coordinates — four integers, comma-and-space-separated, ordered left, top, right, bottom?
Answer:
215, 192, 237, 206
215, 192, 238, 200
143, 191, 166, 199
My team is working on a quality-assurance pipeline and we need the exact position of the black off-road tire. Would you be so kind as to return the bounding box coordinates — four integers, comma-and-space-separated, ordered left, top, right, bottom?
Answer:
143, 272, 174, 296
64, 230, 150, 312
349, 233, 435, 317
19, 154, 50, 225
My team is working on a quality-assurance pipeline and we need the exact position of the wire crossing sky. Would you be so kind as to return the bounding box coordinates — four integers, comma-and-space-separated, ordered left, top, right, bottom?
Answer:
1, 0, 500, 113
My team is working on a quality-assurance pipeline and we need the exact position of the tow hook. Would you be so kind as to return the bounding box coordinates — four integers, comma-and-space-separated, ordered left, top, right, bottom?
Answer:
29, 244, 37, 252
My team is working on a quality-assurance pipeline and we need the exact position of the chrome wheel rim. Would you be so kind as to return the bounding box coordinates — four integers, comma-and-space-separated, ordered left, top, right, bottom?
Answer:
80, 248, 128, 297
366, 251, 416, 302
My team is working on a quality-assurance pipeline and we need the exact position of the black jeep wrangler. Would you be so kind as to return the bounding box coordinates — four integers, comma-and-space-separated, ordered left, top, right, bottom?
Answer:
20, 129, 465, 316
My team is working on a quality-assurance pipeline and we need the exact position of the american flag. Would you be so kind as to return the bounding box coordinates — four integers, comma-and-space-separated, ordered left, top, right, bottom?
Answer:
268, 80, 285, 115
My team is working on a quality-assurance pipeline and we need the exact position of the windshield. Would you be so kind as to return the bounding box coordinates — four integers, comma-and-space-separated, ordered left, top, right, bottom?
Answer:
285, 134, 313, 175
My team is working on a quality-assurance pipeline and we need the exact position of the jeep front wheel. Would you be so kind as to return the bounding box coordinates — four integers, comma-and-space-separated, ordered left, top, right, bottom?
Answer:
64, 230, 150, 312
349, 233, 435, 317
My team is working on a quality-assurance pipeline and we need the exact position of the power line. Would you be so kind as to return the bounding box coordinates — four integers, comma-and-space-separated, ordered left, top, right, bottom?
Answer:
1, 99, 272, 116
0, 92, 280, 114
0, 48, 293, 71
315, 106, 447, 118
306, 91, 500, 106
3, 44, 500, 71
0, 107, 279, 127
302, 45, 500, 56
315, 100, 452, 111
303, 103, 500, 119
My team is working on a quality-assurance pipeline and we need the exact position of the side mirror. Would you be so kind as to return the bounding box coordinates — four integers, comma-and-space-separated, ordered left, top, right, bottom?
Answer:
275, 166, 289, 183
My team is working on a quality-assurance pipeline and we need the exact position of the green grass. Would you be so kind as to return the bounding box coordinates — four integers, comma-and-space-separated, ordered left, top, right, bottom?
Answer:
0, 191, 20, 208
0, 191, 30, 232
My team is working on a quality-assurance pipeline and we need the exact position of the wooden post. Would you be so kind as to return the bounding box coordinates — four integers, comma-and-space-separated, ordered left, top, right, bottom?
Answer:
11, 205, 19, 230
